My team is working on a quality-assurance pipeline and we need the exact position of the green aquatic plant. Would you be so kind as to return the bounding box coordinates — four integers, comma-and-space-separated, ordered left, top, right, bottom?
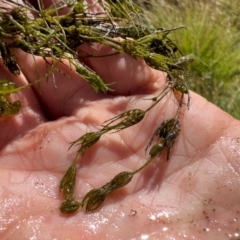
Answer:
0, 80, 21, 116
60, 90, 184, 213
0, 0, 198, 213
59, 163, 77, 201
60, 113, 181, 213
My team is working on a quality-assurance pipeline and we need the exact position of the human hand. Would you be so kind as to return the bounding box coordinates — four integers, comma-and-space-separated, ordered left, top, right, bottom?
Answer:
1, 1, 240, 240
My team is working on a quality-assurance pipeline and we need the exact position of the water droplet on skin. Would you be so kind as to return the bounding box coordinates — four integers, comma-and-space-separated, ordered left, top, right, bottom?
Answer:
149, 214, 156, 221
89, 223, 97, 231
141, 234, 149, 240
234, 232, 240, 237
162, 227, 168, 232
148, 211, 171, 222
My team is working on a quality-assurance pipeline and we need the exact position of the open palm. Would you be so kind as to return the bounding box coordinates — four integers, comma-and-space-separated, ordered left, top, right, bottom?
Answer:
1, 46, 240, 240
1, 3, 240, 240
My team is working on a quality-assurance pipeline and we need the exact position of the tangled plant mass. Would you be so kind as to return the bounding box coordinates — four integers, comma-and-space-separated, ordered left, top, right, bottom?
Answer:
0, 0, 197, 213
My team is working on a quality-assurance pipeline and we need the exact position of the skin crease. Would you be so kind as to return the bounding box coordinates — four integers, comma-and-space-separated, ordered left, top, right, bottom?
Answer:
1, 1, 240, 240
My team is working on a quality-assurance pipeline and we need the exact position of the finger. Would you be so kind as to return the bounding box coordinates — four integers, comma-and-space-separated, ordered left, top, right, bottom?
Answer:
81, 43, 163, 95
17, 51, 105, 119
17, 47, 164, 120
0, 64, 46, 149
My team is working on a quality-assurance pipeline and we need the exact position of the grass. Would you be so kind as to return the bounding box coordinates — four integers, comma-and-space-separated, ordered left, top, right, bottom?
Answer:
136, 0, 240, 119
